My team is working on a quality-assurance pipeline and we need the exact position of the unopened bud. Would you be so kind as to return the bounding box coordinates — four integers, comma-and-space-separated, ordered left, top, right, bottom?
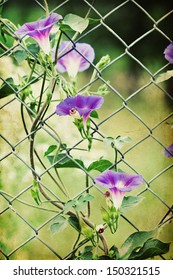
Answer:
96, 224, 104, 234
105, 191, 111, 198
105, 191, 112, 208
96, 55, 110, 70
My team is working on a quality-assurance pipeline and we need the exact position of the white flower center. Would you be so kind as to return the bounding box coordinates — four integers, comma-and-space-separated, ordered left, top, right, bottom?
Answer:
69, 108, 80, 119
66, 57, 81, 78
116, 181, 124, 189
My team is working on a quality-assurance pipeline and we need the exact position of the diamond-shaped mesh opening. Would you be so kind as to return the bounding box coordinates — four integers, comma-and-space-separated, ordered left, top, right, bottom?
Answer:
0, 0, 173, 260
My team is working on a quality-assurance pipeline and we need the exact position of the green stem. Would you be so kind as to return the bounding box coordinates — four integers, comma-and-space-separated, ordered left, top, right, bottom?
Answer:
114, 148, 118, 171
72, 232, 81, 251
37, 71, 47, 113
0, 42, 8, 51
86, 174, 90, 217
27, 60, 37, 83
43, 0, 49, 16
54, 168, 70, 198
0, 191, 59, 213
30, 100, 48, 180
54, 31, 63, 66
21, 101, 66, 199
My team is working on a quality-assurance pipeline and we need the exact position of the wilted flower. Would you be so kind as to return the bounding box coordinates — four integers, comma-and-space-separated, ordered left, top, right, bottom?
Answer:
15, 13, 62, 54
163, 143, 173, 158
55, 41, 95, 77
164, 42, 173, 64
94, 170, 144, 210
56, 95, 104, 122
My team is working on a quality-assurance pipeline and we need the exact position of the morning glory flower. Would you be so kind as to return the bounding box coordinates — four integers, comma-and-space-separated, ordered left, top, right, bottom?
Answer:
15, 13, 62, 54
55, 41, 95, 77
56, 95, 104, 122
94, 170, 144, 210
163, 143, 173, 158
164, 42, 173, 64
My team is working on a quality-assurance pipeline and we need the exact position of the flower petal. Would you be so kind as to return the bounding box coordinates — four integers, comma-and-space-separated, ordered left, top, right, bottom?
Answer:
94, 170, 119, 189
75, 95, 104, 121
55, 95, 104, 121
164, 42, 173, 64
94, 170, 143, 192
15, 13, 62, 54
110, 188, 125, 210
75, 43, 95, 72
118, 173, 144, 191
55, 41, 95, 77
56, 97, 76, 116
15, 13, 62, 37
163, 143, 173, 158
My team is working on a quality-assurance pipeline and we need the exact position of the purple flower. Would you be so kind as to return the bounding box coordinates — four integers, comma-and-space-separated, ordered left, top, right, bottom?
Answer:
163, 143, 173, 158
164, 42, 173, 64
94, 170, 144, 210
55, 41, 95, 77
15, 13, 62, 54
56, 95, 104, 122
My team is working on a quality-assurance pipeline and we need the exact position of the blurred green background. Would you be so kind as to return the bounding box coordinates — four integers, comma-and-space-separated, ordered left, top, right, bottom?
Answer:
0, 0, 173, 260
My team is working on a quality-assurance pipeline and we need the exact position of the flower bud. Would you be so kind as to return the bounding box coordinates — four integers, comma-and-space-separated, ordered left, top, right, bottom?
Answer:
96, 224, 104, 234
96, 55, 110, 70
104, 191, 112, 208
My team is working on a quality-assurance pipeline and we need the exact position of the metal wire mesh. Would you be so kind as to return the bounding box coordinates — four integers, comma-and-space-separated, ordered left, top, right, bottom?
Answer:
0, 0, 173, 260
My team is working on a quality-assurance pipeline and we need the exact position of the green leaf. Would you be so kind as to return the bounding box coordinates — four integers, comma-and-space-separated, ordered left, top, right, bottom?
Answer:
109, 245, 119, 260
129, 239, 170, 260
83, 245, 94, 252
48, 153, 85, 169
0, 78, 17, 99
62, 14, 89, 33
58, 23, 73, 32
104, 136, 132, 149
87, 159, 112, 172
63, 199, 76, 213
64, 194, 94, 213
77, 193, 94, 203
13, 49, 27, 63
156, 70, 173, 83
50, 216, 67, 234
101, 206, 110, 223
59, 143, 67, 151
79, 246, 93, 260
119, 230, 156, 260
68, 216, 81, 232
44, 145, 57, 157
80, 251, 93, 260
75, 193, 94, 211
31, 180, 42, 205
97, 83, 110, 96
27, 43, 40, 55
88, 18, 100, 25
90, 110, 99, 119
120, 195, 143, 213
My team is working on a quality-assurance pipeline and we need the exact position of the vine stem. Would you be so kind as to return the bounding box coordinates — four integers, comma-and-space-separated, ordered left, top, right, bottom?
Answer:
28, 78, 108, 254
86, 174, 91, 217
43, 0, 49, 16
114, 147, 118, 171
30, 118, 108, 254
30, 100, 48, 180
27, 0, 108, 253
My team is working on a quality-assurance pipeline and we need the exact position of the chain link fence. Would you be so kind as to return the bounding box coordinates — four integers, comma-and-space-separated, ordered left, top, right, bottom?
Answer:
0, 0, 173, 260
